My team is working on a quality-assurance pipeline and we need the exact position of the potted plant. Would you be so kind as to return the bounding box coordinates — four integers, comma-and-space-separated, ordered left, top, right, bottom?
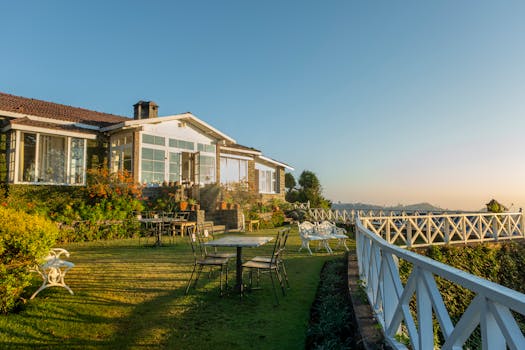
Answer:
188, 198, 199, 211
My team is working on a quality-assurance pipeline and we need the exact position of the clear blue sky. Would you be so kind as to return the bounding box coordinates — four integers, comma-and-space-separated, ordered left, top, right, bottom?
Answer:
2, 1, 525, 210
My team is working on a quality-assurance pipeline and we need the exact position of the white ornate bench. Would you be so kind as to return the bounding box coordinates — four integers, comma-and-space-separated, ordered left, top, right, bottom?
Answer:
31, 248, 75, 299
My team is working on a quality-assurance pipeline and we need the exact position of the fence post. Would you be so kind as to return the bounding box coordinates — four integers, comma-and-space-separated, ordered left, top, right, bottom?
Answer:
444, 217, 450, 244
492, 215, 499, 241
406, 219, 412, 248
521, 211, 525, 238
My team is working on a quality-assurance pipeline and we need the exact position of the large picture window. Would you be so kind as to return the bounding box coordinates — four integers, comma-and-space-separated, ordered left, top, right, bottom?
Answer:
16, 132, 86, 185
220, 156, 248, 185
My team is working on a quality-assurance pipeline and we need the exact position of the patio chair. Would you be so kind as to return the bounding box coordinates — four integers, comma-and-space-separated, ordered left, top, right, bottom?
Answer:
136, 211, 158, 246
161, 211, 176, 244
316, 221, 350, 252
298, 221, 332, 255
243, 232, 285, 305
185, 226, 229, 295
31, 248, 75, 299
250, 227, 291, 288
196, 223, 236, 260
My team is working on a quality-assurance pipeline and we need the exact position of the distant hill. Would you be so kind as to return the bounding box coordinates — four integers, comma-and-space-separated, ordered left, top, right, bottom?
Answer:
331, 202, 445, 212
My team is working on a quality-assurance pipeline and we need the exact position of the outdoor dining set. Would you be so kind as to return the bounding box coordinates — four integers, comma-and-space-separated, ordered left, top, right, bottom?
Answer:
135, 211, 196, 247
185, 225, 291, 305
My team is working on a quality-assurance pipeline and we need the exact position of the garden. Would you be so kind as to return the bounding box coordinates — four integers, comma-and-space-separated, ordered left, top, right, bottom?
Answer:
0, 169, 357, 349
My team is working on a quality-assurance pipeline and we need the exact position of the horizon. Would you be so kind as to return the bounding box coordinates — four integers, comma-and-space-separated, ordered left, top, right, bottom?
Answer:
2, 1, 525, 212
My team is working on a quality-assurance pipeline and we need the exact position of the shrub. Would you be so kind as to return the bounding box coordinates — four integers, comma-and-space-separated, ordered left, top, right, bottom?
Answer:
0, 207, 59, 313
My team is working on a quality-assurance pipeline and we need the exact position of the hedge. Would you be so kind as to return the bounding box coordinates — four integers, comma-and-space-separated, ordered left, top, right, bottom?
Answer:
0, 206, 59, 313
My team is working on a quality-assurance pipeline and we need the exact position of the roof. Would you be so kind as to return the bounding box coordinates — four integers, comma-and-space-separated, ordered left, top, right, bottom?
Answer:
101, 112, 237, 143
3, 118, 97, 139
0, 92, 129, 127
257, 155, 294, 170
220, 143, 261, 155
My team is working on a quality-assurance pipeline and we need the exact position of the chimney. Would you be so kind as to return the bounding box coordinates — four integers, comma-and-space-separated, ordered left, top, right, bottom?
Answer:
133, 101, 158, 120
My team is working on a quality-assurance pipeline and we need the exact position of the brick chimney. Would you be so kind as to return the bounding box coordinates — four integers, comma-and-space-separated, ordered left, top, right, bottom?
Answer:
133, 101, 158, 120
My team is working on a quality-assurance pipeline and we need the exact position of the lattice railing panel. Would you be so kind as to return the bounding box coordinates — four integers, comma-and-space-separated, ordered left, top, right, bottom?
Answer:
356, 217, 525, 350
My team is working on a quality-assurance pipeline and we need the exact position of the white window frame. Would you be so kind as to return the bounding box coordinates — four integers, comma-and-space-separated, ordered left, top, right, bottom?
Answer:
220, 155, 249, 186
256, 163, 276, 194
12, 130, 87, 185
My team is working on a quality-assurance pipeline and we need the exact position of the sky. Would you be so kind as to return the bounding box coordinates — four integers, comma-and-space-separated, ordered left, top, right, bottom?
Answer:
2, 1, 525, 211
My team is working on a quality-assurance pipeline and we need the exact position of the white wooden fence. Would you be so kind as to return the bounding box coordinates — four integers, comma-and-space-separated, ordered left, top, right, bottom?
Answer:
356, 216, 525, 349
306, 208, 458, 225
360, 212, 525, 248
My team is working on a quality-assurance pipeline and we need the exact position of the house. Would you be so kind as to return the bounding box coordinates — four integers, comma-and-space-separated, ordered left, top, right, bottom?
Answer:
0, 92, 293, 202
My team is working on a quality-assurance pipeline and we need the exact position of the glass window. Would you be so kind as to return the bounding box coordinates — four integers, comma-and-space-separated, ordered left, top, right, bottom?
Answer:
220, 157, 248, 186
199, 155, 215, 184
14, 132, 87, 185
169, 152, 180, 182
142, 134, 165, 146
110, 133, 133, 173
70, 138, 85, 185
39, 135, 66, 183
141, 147, 165, 185
19, 133, 36, 182
169, 138, 194, 150
197, 143, 216, 153
8, 132, 16, 182
259, 169, 276, 193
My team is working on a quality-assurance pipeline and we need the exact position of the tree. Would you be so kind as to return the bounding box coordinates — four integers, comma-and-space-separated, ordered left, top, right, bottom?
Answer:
486, 199, 508, 213
296, 170, 331, 209
285, 173, 296, 192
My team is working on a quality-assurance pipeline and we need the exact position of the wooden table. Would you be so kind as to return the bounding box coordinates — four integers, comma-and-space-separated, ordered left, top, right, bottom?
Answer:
172, 221, 196, 237
245, 219, 260, 232
203, 236, 273, 296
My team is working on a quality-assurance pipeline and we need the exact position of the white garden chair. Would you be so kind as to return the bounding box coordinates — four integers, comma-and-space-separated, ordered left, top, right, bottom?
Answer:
31, 248, 75, 299
297, 221, 332, 255
316, 221, 350, 252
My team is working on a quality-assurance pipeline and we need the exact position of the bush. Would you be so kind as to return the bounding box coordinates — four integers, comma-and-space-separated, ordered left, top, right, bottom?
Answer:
0, 207, 59, 313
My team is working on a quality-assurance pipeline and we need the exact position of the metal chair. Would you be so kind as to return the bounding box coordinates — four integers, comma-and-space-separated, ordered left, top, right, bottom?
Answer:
196, 223, 236, 259
243, 232, 285, 305
250, 227, 291, 288
137, 211, 159, 246
185, 226, 229, 295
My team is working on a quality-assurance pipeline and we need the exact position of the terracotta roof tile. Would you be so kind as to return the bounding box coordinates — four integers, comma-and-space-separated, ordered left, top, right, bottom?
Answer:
10, 118, 96, 134
0, 92, 129, 127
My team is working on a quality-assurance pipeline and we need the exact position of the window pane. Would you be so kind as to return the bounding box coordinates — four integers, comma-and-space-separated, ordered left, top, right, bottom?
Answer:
142, 147, 153, 159
199, 155, 215, 184
39, 135, 66, 183
141, 160, 153, 171
142, 134, 155, 144
20, 133, 36, 182
153, 150, 165, 161
70, 138, 85, 184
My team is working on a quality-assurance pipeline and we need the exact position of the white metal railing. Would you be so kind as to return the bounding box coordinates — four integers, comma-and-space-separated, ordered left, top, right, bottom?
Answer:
355, 216, 525, 350
360, 212, 525, 248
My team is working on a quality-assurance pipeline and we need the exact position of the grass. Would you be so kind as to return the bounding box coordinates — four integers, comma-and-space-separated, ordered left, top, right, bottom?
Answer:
0, 227, 353, 349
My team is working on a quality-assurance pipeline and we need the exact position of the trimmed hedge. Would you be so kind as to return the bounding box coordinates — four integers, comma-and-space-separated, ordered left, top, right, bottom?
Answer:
0, 206, 59, 313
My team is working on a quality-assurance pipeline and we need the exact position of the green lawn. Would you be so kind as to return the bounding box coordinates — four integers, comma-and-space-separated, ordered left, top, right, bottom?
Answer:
0, 227, 353, 349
